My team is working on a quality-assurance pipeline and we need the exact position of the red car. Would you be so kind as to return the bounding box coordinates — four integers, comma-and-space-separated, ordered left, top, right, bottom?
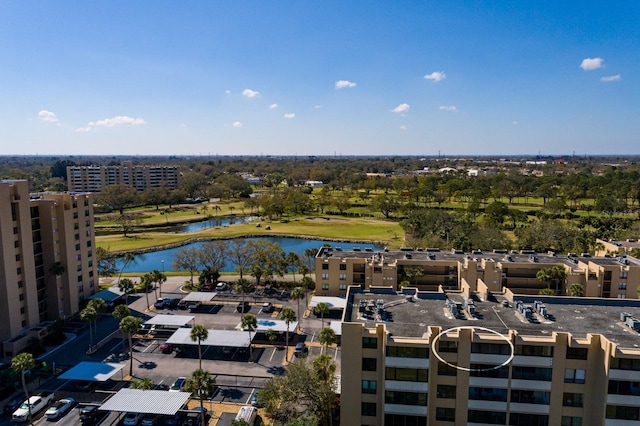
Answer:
160, 343, 173, 354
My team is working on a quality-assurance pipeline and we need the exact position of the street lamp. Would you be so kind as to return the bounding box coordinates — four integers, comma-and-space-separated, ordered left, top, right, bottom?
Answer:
162, 260, 165, 273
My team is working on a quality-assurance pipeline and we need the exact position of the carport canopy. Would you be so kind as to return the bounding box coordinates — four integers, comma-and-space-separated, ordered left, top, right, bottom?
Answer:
329, 321, 342, 336
87, 286, 124, 303
99, 389, 191, 415
181, 292, 217, 302
58, 362, 125, 381
145, 315, 194, 327
309, 296, 346, 310
165, 327, 250, 348
236, 319, 298, 333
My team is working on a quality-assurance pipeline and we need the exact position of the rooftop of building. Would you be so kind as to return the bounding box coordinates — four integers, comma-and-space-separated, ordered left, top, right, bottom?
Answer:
318, 246, 640, 268
347, 288, 640, 348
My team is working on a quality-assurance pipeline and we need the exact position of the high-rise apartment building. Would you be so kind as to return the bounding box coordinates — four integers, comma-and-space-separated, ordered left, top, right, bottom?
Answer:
0, 180, 97, 357
341, 285, 640, 426
66, 161, 180, 192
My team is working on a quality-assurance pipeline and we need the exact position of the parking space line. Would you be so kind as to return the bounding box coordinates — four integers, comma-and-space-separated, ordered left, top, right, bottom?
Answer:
269, 347, 276, 361
142, 340, 157, 353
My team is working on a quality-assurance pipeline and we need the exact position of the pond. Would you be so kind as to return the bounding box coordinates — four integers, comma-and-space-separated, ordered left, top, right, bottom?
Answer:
170, 216, 259, 233
115, 236, 384, 273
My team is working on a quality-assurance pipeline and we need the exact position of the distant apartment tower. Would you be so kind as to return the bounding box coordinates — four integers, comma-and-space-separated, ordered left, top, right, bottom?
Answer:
66, 161, 180, 192
0, 180, 97, 357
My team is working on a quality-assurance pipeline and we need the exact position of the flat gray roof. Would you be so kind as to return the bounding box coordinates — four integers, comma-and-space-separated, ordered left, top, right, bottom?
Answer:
58, 362, 126, 382
88, 287, 124, 302
145, 315, 194, 327
329, 321, 342, 336
310, 296, 346, 310
235, 319, 299, 333
99, 389, 191, 415
182, 292, 217, 302
165, 327, 250, 348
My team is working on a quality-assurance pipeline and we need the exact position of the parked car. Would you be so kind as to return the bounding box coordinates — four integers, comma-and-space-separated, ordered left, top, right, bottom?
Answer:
276, 290, 290, 300
178, 299, 189, 310
154, 298, 168, 309
162, 411, 185, 425
123, 412, 143, 425
141, 413, 160, 426
187, 301, 201, 312
236, 301, 250, 313
160, 343, 174, 354
12, 392, 55, 422
79, 405, 102, 424
169, 377, 186, 392
45, 397, 75, 420
294, 342, 308, 357
167, 298, 180, 308
181, 407, 207, 426
261, 302, 274, 313
3, 393, 26, 414
215, 282, 228, 291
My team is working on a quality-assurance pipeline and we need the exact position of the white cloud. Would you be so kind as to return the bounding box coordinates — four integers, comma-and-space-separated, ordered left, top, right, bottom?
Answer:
283, 113, 295, 119
424, 71, 446, 82
89, 116, 146, 127
232, 121, 243, 128
439, 105, 458, 112
242, 89, 260, 98
38, 110, 58, 123
391, 103, 410, 113
269, 103, 278, 109
580, 57, 604, 71
314, 105, 322, 109
75, 127, 91, 133
225, 90, 231, 94
335, 80, 357, 89
400, 124, 407, 131
600, 74, 621, 82
512, 121, 519, 125
180, 123, 187, 128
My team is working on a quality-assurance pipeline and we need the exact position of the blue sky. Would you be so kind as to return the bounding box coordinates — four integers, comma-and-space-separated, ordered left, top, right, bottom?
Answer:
1, 1, 638, 156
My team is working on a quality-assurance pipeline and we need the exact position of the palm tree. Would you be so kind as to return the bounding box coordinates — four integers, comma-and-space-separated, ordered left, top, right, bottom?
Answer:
190, 324, 209, 370
119, 315, 143, 377
291, 287, 306, 322
235, 278, 251, 313
11, 352, 35, 424
550, 265, 567, 295
312, 353, 338, 426
319, 327, 336, 352
286, 252, 300, 281
304, 248, 318, 270
150, 269, 167, 298
118, 278, 136, 305
113, 305, 131, 354
118, 252, 136, 284
87, 298, 106, 344
281, 307, 297, 362
314, 302, 330, 329
266, 328, 278, 346
536, 268, 552, 292
129, 378, 154, 389
140, 273, 153, 309
241, 314, 258, 359
184, 369, 216, 426
568, 283, 585, 297
80, 306, 97, 347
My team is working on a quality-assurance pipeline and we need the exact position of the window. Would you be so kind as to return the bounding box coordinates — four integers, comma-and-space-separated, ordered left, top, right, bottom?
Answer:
468, 410, 506, 425
435, 407, 455, 422
385, 391, 427, 406
339, 284, 346, 290
13, 226, 18, 234
14, 241, 19, 248
339, 264, 347, 270
437, 363, 457, 376
87, 241, 92, 247
17, 280, 23, 288
384, 414, 427, 426
512, 366, 552, 381
78, 285, 84, 293
438, 340, 458, 353
362, 357, 377, 371
620, 272, 628, 278
322, 263, 329, 270
561, 417, 582, 426
339, 273, 346, 280
361, 402, 376, 417
566, 347, 588, 360
20, 307, 25, 314
322, 283, 329, 290
619, 282, 627, 290
515, 345, 553, 357
15, 254, 20, 262
386, 346, 429, 358
362, 380, 377, 394
510, 390, 551, 405
75, 244, 81, 251
363, 337, 377, 349
471, 343, 511, 355
321, 273, 329, 280
562, 393, 583, 407
436, 384, 456, 399
16, 267, 21, 275
564, 368, 586, 384
606, 405, 640, 420
385, 367, 428, 382
509, 413, 548, 426
19, 294, 24, 301
608, 380, 640, 396
468, 387, 508, 402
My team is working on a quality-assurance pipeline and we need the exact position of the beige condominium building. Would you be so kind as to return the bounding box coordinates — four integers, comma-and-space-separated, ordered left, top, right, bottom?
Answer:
0, 180, 98, 357
66, 161, 180, 192
341, 285, 640, 426
315, 247, 640, 300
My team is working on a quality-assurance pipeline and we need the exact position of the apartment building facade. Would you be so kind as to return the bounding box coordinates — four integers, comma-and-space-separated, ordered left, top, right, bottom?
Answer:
66, 161, 180, 192
315, 247, 640, 300
0, 180, 98, 357
341, 286, 640, 426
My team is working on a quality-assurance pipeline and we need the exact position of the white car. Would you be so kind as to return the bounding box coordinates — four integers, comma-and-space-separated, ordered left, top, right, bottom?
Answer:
123, 412, 143, 425
12, 393, 55, 422
44, 398, 75, 420
169, 377, 186, 392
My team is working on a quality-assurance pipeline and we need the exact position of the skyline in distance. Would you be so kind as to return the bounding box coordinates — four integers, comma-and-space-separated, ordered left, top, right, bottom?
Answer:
1, 1, 638, 156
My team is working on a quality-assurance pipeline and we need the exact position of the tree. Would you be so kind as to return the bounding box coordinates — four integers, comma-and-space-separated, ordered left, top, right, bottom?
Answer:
119, 315, 143, 377
266, 328, 279, 346
538, 288, 556, 296
190, 324, 209, 370
235, 278, 253, 312
117, 252, 136, 286
129, 378, 154, 390
198, 241, 227, 281
97, 183, 138, 215
314, 302, 330, 329
12, 352, 35, 423
231, 420, 251, 426
148, 269, 167, 299
303, 248, 318, 270
96, 246, 117, 277
373, 193, 399, 218
185, 368, 216, 426
140, 273, 153, 309
291, 287, 306, 322
318, 328, 336, 352
116, 213, 143, 237
229, 239, 251, 279
173, 246, 200, 287
118, 278, 136, 305
536, 268, 552, 292
286, 251, 302, 281
403, 267, 424, 286
281, 307, 297, 362
247, 239, 286, 287
241, 314, 258, 359
568, 283, 585, 297
113, 305, 131, 353
80, 306, 98, 347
